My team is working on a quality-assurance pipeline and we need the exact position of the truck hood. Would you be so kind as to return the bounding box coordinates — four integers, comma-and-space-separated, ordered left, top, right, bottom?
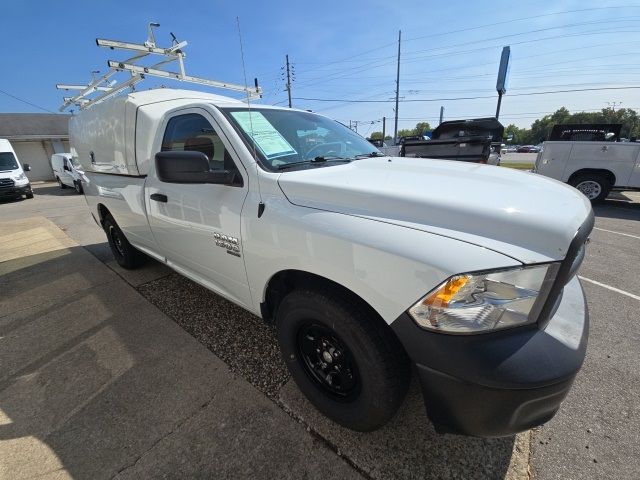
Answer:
277, 157, 592, 263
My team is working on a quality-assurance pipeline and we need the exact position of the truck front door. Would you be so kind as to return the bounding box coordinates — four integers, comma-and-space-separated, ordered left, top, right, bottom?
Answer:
145, 109, 252, 308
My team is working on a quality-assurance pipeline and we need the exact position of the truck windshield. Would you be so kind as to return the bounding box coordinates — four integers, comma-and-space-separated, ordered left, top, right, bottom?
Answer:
0, 152, 19, 171
222, 107, 380, 171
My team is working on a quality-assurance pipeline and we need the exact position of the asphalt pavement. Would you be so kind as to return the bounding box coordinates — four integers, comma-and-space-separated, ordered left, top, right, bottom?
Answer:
0, 197, 362, 479
1, 181, 639, 479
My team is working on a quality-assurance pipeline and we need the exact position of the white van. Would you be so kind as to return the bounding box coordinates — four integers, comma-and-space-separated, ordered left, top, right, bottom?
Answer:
51, 153, 84, 193
0, 138, 33, 200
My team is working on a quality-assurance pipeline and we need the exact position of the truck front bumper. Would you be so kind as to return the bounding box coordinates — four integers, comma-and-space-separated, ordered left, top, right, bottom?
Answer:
391, 275, 588, 437
0, 182, 32, 198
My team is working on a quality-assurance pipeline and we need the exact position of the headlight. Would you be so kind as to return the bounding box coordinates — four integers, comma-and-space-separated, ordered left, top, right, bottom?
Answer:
14, 173, 27, 181
408, 264, 559, 333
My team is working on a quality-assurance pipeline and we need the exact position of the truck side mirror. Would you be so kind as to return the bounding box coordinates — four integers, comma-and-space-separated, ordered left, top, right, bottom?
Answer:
23, 163, 31, 172
155, 151, 235, 184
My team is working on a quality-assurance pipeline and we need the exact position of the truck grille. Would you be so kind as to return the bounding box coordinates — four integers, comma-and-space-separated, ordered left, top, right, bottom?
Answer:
0, 178, 15, 188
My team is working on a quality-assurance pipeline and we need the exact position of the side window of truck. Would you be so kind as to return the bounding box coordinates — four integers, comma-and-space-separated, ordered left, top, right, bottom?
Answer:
161, 113, 239, 175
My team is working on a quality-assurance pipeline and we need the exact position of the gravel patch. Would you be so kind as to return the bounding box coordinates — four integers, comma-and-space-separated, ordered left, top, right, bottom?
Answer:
138, 273, 290, 398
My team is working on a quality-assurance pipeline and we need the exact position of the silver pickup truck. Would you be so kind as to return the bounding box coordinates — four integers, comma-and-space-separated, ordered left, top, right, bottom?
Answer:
71, 88, 592, 437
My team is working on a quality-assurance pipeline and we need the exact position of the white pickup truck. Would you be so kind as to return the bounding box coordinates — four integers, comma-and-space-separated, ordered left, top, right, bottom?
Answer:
534, 124, 640, 202
72, 89, 593, 437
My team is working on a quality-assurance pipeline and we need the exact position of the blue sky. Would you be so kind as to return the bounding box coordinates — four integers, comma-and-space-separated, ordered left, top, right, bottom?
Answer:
3, 0, 640, 132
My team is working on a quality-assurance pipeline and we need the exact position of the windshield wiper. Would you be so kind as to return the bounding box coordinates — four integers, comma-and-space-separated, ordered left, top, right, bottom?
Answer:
277, 155, 351, 170
352, 151, 386, 159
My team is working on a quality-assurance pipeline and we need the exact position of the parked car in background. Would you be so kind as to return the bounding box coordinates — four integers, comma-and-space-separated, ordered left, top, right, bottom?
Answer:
0, 138, 33, 200
534, 123, 640, 202
401, 117, 503, 165
517, 145, 535, 153
51, 153, 84, 193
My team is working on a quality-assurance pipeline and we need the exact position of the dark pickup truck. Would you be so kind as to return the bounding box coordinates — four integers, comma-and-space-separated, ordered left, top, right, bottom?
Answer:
401, 118, 504, 165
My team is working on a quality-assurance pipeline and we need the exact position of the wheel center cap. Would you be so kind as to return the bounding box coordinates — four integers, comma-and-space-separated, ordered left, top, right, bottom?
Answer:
322, 351, 333, 363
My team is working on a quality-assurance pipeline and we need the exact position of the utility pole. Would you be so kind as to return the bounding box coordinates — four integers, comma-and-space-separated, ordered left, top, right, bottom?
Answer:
439, 106, 444, 125
285, 54, 292, 108
393, 30, 401, 145
382, 116, 386, 143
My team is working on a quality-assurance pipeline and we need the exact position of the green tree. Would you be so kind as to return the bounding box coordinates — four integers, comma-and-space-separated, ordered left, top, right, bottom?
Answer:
397, 128, 416, 138
369, 131, 392, 140
396, 121, 432, 139
414, 122, 431, 136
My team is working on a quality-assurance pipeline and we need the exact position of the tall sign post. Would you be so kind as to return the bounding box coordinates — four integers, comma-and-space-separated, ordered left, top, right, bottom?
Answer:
495, 46, 510, 119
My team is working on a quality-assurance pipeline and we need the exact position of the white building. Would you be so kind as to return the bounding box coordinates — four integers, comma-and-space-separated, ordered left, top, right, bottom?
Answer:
0, 113, 70, 181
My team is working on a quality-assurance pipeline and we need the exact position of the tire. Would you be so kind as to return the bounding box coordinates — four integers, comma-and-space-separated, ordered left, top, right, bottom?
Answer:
103, 215, 143, 269
25, 191, 34, 199
74, 181, 83, 194
57, 177, 67, 189
569, 174, 610, 203
276, 288, 410, 431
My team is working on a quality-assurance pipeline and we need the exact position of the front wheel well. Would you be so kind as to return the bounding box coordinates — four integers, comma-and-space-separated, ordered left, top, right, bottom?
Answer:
568, 168, 616, 186
96, 203, 110, 227
262, 270, 385, 326
262, 269, 408, 362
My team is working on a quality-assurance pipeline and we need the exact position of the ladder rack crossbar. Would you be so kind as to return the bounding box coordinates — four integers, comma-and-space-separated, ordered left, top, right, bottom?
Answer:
96, 38, 188, 57
108, 61, 262, 98
58, 26, 262, 111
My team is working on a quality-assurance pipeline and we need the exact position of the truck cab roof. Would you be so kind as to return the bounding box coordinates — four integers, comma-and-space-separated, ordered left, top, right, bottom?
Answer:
119, 88, 246, 109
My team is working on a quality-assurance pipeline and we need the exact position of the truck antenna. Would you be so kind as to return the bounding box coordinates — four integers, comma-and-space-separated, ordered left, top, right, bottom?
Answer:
236, 16, 264, 209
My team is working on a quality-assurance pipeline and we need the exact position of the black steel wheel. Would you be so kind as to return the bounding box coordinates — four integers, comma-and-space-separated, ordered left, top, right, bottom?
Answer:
103, 214, 143, 269
276, 287, 409, 431
297, 323, 360, 400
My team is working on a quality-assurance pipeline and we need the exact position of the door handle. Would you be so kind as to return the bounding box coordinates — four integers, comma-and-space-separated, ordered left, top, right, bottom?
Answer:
150, 193, 168, 203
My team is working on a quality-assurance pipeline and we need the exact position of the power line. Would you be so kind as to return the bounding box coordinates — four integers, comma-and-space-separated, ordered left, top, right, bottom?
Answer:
293, 85, 640, 104
294, 30, 640, 88
402, 6, 640, 44
292, 6, 640, 73
0, 88, 55, 113
402, 17, 640, 58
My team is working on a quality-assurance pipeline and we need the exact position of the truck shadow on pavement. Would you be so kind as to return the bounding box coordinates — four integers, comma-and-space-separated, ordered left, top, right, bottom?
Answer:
0, 245, 374, 479
0, 246, 226, 478
33, 184, 81, 197
594, 196, 640, 222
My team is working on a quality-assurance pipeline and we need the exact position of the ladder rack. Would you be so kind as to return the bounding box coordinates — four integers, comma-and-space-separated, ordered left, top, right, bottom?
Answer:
57, 23, 262, 111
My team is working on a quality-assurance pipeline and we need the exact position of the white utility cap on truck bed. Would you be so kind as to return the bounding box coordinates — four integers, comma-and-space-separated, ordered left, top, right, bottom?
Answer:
70, 89, 244, 176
